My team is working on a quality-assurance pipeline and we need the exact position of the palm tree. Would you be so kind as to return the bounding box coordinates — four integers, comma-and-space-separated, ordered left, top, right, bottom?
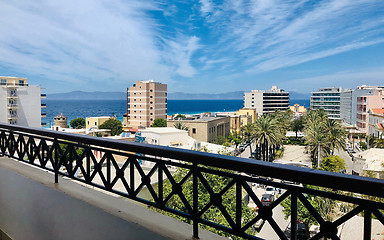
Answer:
304, 122, 329, 167
253, 115, 284, 161
173, 122, 188, 131
324, 118, 346, 155
241, 123, 254, 156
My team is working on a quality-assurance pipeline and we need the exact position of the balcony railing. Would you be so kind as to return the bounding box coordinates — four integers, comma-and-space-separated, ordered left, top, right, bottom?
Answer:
0, 123, 383, 240
7, 104, 18, 108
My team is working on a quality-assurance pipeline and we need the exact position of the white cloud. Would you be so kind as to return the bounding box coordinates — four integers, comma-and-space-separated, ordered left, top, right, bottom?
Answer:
164, 36, 201, 78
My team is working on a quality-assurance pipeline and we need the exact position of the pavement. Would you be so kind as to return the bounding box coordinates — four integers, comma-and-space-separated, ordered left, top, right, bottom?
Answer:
274, 145, 312, 168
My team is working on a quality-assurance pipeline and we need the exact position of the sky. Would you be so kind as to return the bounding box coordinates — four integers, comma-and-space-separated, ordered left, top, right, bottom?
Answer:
0, 0, 384, 94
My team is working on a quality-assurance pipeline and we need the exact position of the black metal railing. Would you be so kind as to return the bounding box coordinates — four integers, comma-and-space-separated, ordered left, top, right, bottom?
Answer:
0, 123, 383, 240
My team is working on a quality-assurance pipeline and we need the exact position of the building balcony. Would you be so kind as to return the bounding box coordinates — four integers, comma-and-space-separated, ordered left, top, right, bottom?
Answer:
41, 94, 47, 98
7, 104, 18, 109
0, 123, 382, 240
7, 115, 18, 120
41, 113, 47, 117
41, 103, 46, 108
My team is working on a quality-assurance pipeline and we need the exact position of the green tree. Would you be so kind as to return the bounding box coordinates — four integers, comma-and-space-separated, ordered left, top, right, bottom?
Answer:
151, 167, 254, 239
99, 118, 123, 136
174, 114, 186, 119
241, 123, 254, 156
152, 118, 167, 127
291, 116, 304, 139
212, 135, 227, 145
324, 119, 346, 155
228, 131, 242, 148
253, 115, 284, 161
70, 117, 85, 129
319, 155, 346, 173
173, 121, 188, 130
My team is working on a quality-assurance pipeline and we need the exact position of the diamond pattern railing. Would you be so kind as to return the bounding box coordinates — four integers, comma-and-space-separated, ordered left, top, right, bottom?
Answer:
0, 123, 383, 240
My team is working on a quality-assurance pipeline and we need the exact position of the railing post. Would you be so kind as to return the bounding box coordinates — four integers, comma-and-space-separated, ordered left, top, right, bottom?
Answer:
364, 208, 371, 240
193, 162, 199, 239
291, 191, 297, 240
54, 138, 59, 183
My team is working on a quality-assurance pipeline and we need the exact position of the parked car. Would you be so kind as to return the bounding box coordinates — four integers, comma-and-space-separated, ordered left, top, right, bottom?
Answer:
261, 194, 274, 206
264, 187, 275, 196
284, 221, 310, 240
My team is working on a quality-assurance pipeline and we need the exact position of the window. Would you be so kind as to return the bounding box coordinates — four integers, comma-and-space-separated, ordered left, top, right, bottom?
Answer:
150, 113, 153, 115
95, 121, 97, 125
134, 93, 136, 95
150, 96, 153, 98
1, 79, 6, 85
19, 80, 24, 86
150, 89, 153, 92
150, 107, 153, 109
87, 121, 89, 125
192, 128, 196, 134
150, 118, 153, 121
150, 101, 153, 104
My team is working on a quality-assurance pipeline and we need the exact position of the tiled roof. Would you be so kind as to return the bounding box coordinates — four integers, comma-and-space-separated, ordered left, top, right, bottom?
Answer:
371, 108, 384, 114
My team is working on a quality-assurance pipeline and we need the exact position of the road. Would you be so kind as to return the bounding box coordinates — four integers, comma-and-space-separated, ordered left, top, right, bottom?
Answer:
248, 183, 290, 240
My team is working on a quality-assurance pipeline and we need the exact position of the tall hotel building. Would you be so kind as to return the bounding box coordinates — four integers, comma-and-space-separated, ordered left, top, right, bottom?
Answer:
0, 76, 46, 128
243, 86, 289, 115
310, 87, 341, 120
124, 80, 167, 129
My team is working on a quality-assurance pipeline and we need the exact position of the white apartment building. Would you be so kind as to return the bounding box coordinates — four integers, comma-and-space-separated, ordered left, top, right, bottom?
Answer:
124, 80, 167, 129
0, 77, 45, 128
310, 87, 341, 120
243, 86, 289, 115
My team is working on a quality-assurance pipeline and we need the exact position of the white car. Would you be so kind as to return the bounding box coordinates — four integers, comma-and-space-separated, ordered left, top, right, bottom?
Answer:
264, 187, 275, 196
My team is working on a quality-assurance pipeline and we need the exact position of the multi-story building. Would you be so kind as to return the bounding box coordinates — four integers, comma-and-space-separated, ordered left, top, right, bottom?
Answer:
310, 87, 341, 120
290, 104, 307, 117
243, 86, 289, 116
236, 108, 257, 123
340, 86, 384, 125
0, 76, 45, 128
167, 116, 230, 143
356, 94, 384, 134
86, 116, 111, 130
368, 108, 384, 137
124, 80, 167, 129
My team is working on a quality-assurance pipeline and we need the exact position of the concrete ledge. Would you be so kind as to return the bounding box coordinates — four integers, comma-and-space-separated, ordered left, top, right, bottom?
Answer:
0, 157, 224, 240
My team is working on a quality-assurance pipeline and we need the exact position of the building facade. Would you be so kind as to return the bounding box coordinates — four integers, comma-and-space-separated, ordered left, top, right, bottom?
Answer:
236, 108, 257, 123
167, 116, 230, 143
340, 86, 383, 125
243, 86, 289, 115
368, 109, 384, 137
86, 116, 112, 130
356, 95, 384, 134
0, 77, 45, 128
310, 87, 341, 120
124, 80, 167, 129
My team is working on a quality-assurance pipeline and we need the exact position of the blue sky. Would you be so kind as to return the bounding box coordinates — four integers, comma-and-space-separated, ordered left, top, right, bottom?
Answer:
0, 0, 383, 94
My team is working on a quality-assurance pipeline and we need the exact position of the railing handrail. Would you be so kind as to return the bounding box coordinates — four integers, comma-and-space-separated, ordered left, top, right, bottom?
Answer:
0, 122, 383, 198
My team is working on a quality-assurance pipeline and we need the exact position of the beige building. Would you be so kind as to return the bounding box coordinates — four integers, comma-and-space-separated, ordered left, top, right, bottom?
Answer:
124, 80, 167, 129
236, 108, 257, 123
167, 116, 230, 143
0, 76, 45, 127
290, 104, 307, 117
228, 114, 252, 133
86, 116, 111, 130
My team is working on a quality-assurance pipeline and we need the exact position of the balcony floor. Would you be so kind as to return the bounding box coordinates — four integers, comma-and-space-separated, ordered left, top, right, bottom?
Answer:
0, 156, 223, 240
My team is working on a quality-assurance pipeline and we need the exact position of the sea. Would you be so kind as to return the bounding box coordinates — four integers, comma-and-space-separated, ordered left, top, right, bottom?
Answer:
43, 99, 310, 127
